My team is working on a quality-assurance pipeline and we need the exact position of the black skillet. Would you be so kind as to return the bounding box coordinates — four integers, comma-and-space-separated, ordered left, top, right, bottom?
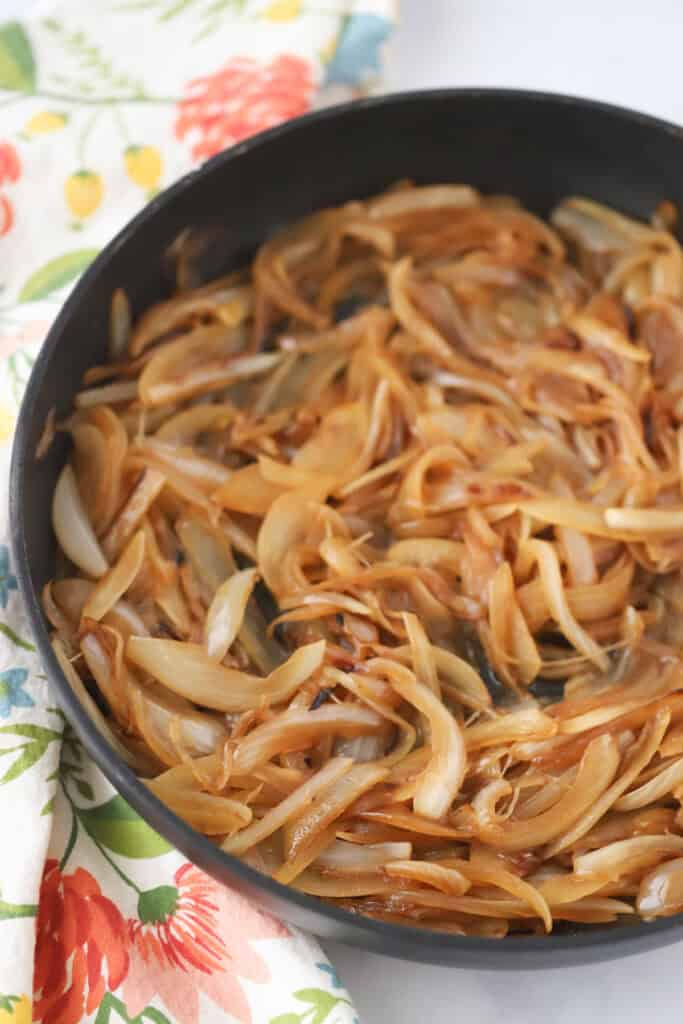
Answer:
11, 89, 683, 967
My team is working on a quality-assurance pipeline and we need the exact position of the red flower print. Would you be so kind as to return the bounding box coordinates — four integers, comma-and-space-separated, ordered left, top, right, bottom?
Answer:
0, 195, 13, 237
123, 863, 289, 1024
0, 142, 20, 186
33, 860, 129, 1024
174, 54, 316, 161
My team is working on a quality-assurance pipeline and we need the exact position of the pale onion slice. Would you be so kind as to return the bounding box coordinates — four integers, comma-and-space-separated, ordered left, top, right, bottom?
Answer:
614, 755, 683, 812
126, 637, 325, 712
637, 858, 683, 918
232, 704, 383, 775
392, 644, 491, 712
574, 835, 683, 880
81, 529, 145, 623
520, 540, 609, 671
444, 857, 552, 932
52, 464, 109, 578
384, 860, 470, 896
221, 757, 352, 855
284, 762, 389, 861
52, 634, 136, 766
316, 840, 412, 874
403, 612, 439, 696
545, 709, 671, 857
149, 788, 252, 835
368, 184, 479, 219
75, 380, 139, 409
212, 463, 290, 517
130, 683, 227, 766
476, 734, 620, 852
102, 467, 166, 560
204, 568, 258, 662
388, 663, 466, 819
605, 506, 683, 535
155, 402, 235, 445
464, 707, 557, 751
291, 872, 397, 898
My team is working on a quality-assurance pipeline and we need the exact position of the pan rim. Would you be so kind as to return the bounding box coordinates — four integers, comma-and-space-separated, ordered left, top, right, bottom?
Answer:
10, 86, 683, 966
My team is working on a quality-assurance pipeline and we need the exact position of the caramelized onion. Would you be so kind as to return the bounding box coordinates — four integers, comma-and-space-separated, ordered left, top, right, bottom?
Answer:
47, 183, 683, 936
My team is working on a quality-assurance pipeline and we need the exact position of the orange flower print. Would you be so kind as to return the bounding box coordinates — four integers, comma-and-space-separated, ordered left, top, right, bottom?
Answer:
0, 142, 20, 186
33, 860, 129, 1024
123, 863, 289, 1024
174, 54, 315, 161
0, 195, 13, 237
0, 141, 21, 238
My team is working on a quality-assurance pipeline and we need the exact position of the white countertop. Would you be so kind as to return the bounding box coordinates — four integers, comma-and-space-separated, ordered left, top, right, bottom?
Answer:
325, 2, 683, 1020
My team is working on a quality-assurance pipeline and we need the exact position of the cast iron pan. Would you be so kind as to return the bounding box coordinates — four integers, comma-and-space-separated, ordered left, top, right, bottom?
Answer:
10, 89, 683, 968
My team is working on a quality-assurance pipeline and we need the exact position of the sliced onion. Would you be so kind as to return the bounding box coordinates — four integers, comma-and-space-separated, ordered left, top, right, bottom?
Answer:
637, 857, 683, 917
384, 860, 470, 896
574, 835, 683, 880
444, 857, 552, 932
317, 840, 412, 874
204, 568, 258, 662
545, 709, 671, 857
126, 636, 325, 712
284, 762, 389, 861
476, 734, 619, 852
52, 634, 136, 766
388, 662, 466, 819
368, 184, 479, 219
52, 465, 109, 578
81, 530, 145, 623
614, 755, 683, 812
221, 757, 352, 855
464, 707, 557, 751
232, 704, 383, 775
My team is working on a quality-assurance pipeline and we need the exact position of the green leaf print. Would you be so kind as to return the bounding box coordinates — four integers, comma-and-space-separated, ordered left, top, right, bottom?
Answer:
294, 990, 342, 1024
270, 989, 351, 1024
0, 891, 37, 920
80, 794, 172, 858
0, 723, 62, 784
0, 22, 36, 92
75, 777, 94, 800
18, 249, 100, 302
6, 349, 35, 406
0, 621, 35, 652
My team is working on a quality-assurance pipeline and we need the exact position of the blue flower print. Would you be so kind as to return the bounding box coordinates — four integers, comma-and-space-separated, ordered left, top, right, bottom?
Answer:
316, 961, 343, 989
0, 668, 33, 718
0, 546, 18, 610
325, 14, 393, 87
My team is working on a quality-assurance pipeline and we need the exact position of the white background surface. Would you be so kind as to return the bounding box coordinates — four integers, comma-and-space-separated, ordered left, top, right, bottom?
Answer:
4, 0, 683, 1020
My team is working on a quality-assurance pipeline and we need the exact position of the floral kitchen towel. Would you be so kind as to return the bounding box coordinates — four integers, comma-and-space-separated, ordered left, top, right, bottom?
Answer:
0, 2, 395, 1021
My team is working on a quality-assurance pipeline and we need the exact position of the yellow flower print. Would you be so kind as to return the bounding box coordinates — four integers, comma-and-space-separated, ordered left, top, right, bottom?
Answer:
64, 170, 103, 221
263, 0, 302, 21
124, 145, 163, 197
0, 403, 15, 443
24, 111, 67, 136
320, 32, 339, 64
0, 995, 31, 1024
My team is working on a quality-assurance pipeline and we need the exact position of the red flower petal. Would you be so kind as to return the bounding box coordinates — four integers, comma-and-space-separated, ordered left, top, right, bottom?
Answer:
174, 53, 315, 161
0, 142, 20, 185
66, 866, 103, 899
43, 947, 87, 1024
90, 894, 130, 988
62, 886, 92, 956
1, 192, 15, 237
